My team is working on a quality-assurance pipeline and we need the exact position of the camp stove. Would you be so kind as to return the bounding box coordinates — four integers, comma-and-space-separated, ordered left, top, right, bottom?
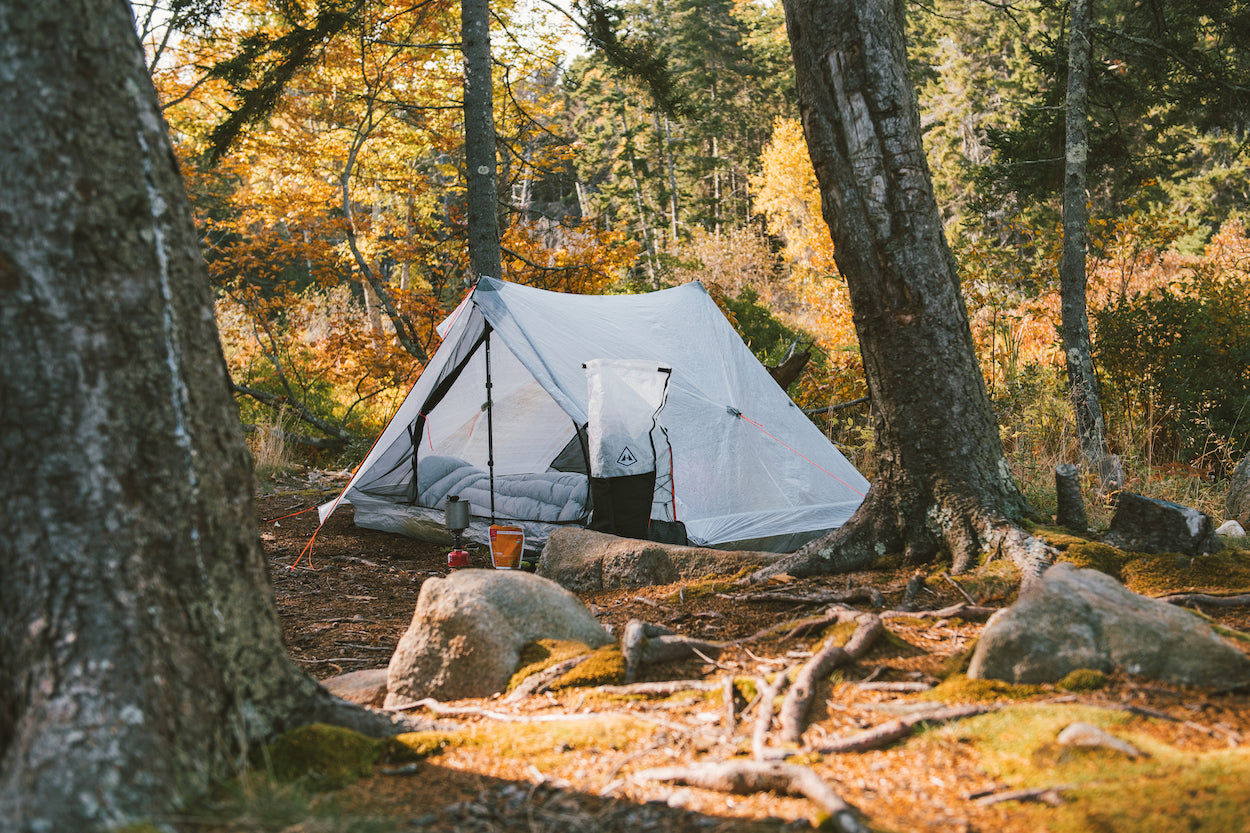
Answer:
444, 495, 472, 567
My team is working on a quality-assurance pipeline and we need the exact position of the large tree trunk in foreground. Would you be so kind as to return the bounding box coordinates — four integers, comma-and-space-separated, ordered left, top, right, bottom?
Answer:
0, 3, 398, 830
766, 0, 1045, 579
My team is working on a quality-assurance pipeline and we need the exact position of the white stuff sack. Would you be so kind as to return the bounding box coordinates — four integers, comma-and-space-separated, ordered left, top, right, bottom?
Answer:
584, 359, 671, 479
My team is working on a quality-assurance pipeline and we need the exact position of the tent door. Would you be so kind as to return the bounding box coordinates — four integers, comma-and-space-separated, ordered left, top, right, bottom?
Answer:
584, 359, 672, 540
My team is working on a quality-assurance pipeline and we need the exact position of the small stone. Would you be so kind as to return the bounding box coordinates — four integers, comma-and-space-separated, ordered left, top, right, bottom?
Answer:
1057, 721, 1145, 758
1217, 519, 1246, 537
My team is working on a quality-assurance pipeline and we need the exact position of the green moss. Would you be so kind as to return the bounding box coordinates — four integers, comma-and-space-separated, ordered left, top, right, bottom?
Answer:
551, 645, 627, 689
1032, 526, 1095, 550
662, 567, 754, 604
734, 676, 758, 703
1121, 548, 1250, 596
457, 716, 648, 764
1212, 624, 1250, 644
936, 647, 975, 679
386, 730, 455, 761
921, 674, 1042, 702
255, 724, 387, 789
508, 638, 595, 691
1058, 668, 1109, 692
933, 705, 1250, 833
1060, 541, 1128, 579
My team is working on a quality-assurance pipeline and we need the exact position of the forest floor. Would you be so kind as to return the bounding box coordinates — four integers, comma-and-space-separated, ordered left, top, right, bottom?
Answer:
232, 474, 1250, 833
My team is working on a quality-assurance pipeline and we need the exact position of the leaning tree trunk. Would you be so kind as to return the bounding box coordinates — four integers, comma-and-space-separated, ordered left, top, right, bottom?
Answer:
0, 3, 397, 830
765, 0, 1045, 579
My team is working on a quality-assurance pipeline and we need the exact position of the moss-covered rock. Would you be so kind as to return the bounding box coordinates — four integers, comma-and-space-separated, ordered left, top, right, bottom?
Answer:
923, 674, 1043, 702
255, 724, 388, 788
1058, 668, 1109, 692
1121, 548, 1250, 596
1060, 541, 1128, 579
551, 645, 627, 689
509, 638, 596, 690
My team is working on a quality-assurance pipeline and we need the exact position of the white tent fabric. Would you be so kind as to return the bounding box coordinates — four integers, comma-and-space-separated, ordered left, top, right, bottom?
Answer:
320, 277, 869, 552
584, 359, 670, 478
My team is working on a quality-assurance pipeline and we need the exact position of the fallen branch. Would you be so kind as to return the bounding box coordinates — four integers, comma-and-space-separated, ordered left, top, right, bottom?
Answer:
753, 667, 796, 761
622, 619, 725, 683
387, 698, 612, 724
502, 654, 593, 704
1156, 592, 1250, 609
853, 681, 933, 693
940, 571, 978, 606
777, 613, 884, 745
727, 587, 886, 608
881, 602, 997, 621
633, 761, 867, 833
816, 704, 994, 753
594, 680, 720, 696
973, 784, 1074, 807
736, 606, 856, 644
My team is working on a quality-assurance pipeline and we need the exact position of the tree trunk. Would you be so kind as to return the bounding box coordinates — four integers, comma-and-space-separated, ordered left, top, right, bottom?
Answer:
766, 0, 1041, 578
0, 3, 397, 830
462, 0, 503, 281
1059, 0, 1115, 492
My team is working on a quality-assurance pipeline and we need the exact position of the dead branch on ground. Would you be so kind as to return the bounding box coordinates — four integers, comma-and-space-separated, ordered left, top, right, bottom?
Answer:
633, 761, 868, 833
816, 704, 995, 753
881, 602, 998, 621
621, 618, 725, 683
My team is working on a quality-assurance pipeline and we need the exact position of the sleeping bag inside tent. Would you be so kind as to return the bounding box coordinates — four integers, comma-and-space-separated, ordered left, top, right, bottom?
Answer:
319, 277, 869, 553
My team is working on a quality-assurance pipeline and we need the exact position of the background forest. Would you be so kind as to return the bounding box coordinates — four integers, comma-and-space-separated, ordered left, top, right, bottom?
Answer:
136, 0, 1250, 521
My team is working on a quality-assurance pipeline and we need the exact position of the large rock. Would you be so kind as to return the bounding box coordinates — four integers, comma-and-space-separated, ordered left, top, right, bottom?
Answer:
536, 527, 783, 591
384, 569, 612, 706
1102, 492, 1218, 556
968, 562, 1250, 688
1228, 453, 1250, 527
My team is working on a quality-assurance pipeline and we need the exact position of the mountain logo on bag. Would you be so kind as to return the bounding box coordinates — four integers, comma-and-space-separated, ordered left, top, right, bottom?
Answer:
617, 446, 638, 467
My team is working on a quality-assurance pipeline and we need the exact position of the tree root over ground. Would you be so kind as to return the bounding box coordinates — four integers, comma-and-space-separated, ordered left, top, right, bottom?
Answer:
816, 704, 995, 753
633, 761, 868, 833
776, 613, 883, 745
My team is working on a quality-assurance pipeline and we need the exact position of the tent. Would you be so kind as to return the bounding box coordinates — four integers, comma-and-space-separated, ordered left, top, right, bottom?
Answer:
320, 277, 869, 553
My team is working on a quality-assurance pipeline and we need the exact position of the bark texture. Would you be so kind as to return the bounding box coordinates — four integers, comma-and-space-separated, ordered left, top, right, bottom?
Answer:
768, 0, 1041, 578
0, 3, 395, 830
1059, 0, 1114, 490
462, 0, 503, 281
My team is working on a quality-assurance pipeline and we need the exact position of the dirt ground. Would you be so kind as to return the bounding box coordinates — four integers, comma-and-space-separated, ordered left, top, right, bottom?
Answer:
252, 480, 1250, 833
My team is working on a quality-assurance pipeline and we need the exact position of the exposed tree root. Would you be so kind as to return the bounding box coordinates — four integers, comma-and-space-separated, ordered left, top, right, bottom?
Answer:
1157, 593, 1250, 609
881, 602, 998, 621
503, 654, 594, 704
595, 680, 721, 696
777, 614, 884, 745
737, 607, 853, 644
726, 587, 886, 608
746, 503, 1054, 596
753, 666, 797, 761
633, 761, 868, 833
621, 618, 725, 683
972, 784, 1074, 807
816, 704, 995, 753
